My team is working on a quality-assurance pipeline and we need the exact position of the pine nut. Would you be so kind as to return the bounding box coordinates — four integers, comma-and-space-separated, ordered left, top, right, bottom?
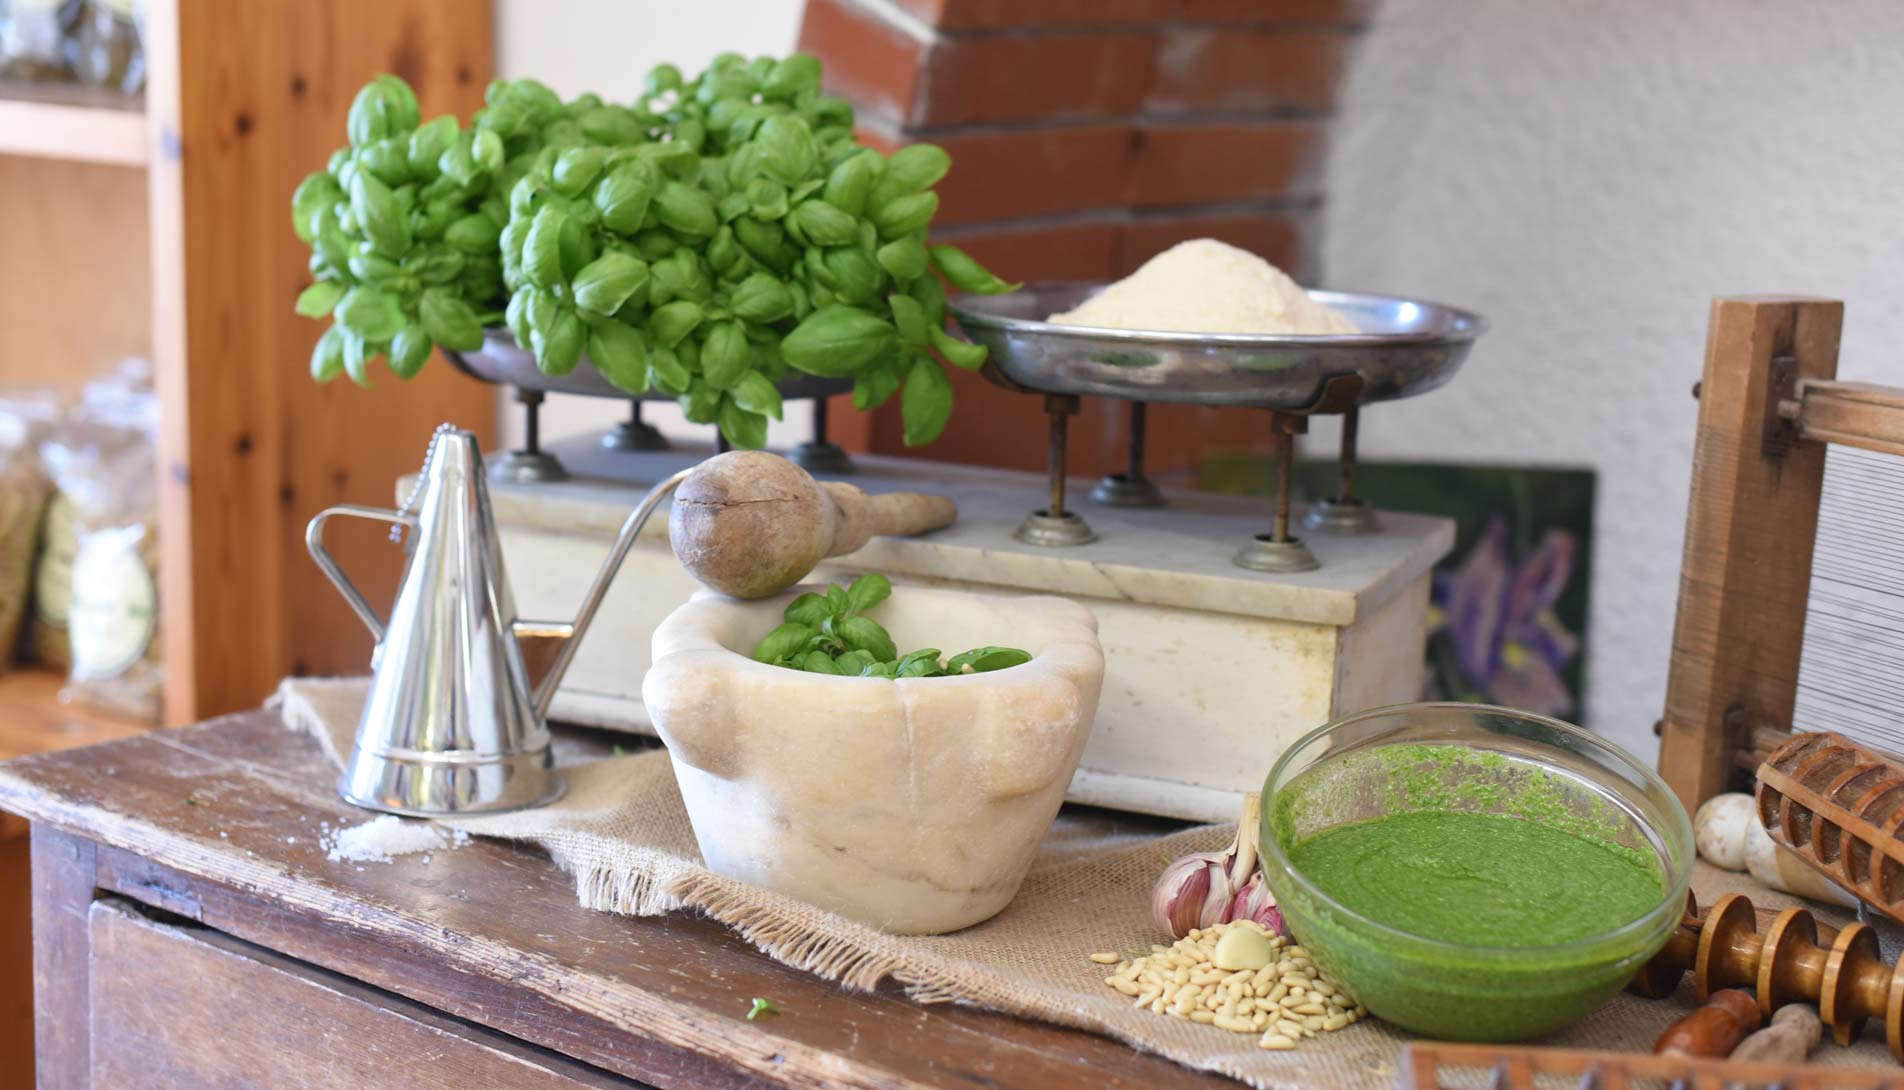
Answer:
1189, 1010, 1215, 1023
1260, 1034, 1297, 1050
1312, 981, 1336, 997
1267, 983, 1288, 1004
1109, 978, 1141, 996
1275, 1019, 1304, 1038
1294, 1001, 1326, 1016
1214, 1015, 1255, 1033
1323, 1014, 1348, 1032
1134, 987, 1160, 1008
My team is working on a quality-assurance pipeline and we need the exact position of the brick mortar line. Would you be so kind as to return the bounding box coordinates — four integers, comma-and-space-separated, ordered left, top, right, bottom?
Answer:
929, 197, 1325, 239
854, 107, 1338, 142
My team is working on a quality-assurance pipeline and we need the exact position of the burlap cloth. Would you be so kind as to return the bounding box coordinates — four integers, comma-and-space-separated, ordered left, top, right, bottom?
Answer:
275, 677, 1899, 1087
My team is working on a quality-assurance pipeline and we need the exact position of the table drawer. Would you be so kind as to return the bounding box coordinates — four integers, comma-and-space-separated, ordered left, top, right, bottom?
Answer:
85, 897, 639, 1089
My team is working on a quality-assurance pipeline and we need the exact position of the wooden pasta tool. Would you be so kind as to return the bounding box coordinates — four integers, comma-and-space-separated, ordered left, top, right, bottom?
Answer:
1654, 988, 1760, 1057
668, 450, 958, 598
1632, 890, 1904, 1060
1401, 1041, 1904, 1090
1757, 731, 1904, 923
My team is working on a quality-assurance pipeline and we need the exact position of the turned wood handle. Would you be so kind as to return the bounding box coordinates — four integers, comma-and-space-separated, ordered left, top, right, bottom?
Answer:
1654, 989, 1761, 1057
821, 482, 957, 556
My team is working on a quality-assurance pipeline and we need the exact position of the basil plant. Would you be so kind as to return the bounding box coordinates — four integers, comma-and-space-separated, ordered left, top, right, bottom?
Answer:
293, 57, 1016, 449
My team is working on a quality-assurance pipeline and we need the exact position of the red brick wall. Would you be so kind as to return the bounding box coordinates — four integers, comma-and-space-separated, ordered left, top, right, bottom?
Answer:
801, 0, 1373, 476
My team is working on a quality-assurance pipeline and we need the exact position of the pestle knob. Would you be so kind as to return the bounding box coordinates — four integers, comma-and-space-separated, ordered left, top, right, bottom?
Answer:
669, 450, 957, 599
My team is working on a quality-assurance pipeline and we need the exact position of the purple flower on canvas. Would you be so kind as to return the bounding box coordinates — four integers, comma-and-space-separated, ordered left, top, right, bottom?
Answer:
1429, 517, 1580, 717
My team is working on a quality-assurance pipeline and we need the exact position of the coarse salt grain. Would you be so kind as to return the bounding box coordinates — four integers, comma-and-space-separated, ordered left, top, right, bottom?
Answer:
1048, 238, 1359, 336
322, 815, 469, 864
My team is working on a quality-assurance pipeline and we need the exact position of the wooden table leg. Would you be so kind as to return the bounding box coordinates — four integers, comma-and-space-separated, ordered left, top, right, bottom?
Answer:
32, 825, 96, 1090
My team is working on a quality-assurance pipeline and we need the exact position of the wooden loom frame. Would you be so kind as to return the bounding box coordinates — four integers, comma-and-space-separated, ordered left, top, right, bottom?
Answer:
1659, 296, 1904, 813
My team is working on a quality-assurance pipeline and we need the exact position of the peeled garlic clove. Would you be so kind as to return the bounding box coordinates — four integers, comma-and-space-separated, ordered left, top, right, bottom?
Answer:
1152, 851, 1232, 939
1212, 925, 1276, 971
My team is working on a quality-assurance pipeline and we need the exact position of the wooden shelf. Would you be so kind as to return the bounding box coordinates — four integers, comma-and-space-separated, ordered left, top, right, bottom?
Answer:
0, 667, 149, 839
0, 82, 145, 167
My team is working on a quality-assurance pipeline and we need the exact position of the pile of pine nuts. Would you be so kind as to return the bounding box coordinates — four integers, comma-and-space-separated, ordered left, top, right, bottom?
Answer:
1091, 921, 1367, 1050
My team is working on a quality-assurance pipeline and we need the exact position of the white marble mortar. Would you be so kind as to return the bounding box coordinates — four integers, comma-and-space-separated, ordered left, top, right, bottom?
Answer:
642, 585, 1105, 934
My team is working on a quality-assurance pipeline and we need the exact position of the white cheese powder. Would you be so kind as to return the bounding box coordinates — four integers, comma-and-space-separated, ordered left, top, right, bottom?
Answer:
1048, 238, 1359, 335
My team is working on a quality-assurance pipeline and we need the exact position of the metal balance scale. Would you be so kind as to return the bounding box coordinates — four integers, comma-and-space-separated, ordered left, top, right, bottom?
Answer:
437, 286, 1484, 821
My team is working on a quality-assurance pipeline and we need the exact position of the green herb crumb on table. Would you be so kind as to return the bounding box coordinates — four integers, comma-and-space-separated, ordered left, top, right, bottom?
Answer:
290, 56, 1018, 449
752, 574, 1031, 678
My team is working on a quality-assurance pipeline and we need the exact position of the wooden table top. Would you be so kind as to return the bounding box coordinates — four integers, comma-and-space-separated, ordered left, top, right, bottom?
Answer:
0, 711, 1227, 1090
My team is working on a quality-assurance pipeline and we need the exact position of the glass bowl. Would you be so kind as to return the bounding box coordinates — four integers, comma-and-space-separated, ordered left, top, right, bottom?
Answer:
1259, 703, 1693, 1041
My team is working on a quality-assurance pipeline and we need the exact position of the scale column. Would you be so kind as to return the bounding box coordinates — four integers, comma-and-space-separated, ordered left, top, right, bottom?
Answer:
601, 399, 669, 452
1302, 404, 1381, 534
789, 395, 855, 475
491, 387, 570, 483
1234, 412, 1319, 573
1015, 394, 1097, 546
1091, 401, 1166, 508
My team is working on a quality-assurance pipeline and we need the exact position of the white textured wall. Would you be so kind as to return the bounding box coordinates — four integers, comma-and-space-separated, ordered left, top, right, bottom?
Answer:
494, 0, 804, 448
1320, 0, 1904, 761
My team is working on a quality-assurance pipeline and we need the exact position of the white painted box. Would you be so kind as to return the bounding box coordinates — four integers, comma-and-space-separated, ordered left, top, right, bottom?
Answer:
471, 438, 1452, 822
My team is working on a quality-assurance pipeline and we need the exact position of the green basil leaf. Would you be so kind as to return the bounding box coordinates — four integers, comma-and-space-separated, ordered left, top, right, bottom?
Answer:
532, 306, 585, 375
700, 320, 750, 391
594, 159, 659, 233
745, 178, 789, 221
837, 616, 896, 662
587, 320, 650, 395
753, 621, 814, 664
410, 248, 465, 285
852, 362, 901, 411
900, 354, 953, 447
785, 592, 831, 625
729, 272, 794, 323
310, 325, 346, 383
349, 170, 411, 257
846, 572, 891, 613
823, 247, 883, 305
826, 584, 849, 614
571, 251, 651, 316
639, 139, 700, 181
946, 646, 1033, 673
896, 648, 943, 678
679, 379, 721, 424
717, 397, 768, 450
388, 321, 432, 378
734, 217, 791, 271
929, 323, 988, 370
579, 105, 644, 145
649, 300, 705, 346
342, 330, 375, 388
888, 294, 928, 346
870, 191, 938, 240
505, 288, 532, 347
649, 344, 691, 395
550, 146, 609, 196
418, 288, 484, 352
833, 648, 877, 675
407, 117, 458, 181
523, 204, 568, 290
291, 171, 343, 243
780, 306, 898, 377
790, 200, 860, 247
347, 75, 405, 145
655, 180, 717, 237
644, 63, 683, 96
755, 115, 818, 186
885, 143, 951, 194
445, 213, 501, 255
875, 238, 928, 283
928, 244, 1020, 295
472, 129, 505, 176
821, 149, 883, 219
764, 53, 823, 99
557, 212, 597, 280
801, 650, 843, 675
729, 371, 783, 420
358, 137, 412, 187
707, 223, 743, 274
335, 286, 406, 343
295, 280, 346, 319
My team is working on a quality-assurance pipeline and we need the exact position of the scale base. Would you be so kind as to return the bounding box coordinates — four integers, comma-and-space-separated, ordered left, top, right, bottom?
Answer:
789, 441, 855, 476
1234, 535, 1320, 573
1303, 496, 1382, 535
490, 450, 569, 484
601, 420, 669, 452
1014, 509, 1098, 547
1091, 473, 1166, 508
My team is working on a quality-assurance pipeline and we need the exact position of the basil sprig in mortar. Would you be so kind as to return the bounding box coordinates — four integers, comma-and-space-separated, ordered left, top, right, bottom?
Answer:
292, 56, 1017, 449
752, 574, 1032, 678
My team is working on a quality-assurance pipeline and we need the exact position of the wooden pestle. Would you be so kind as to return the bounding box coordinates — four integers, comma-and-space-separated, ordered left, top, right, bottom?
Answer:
669, 450, 958, 599
1655, 989, 1761, 1057
1730, 1004, 1824, 1064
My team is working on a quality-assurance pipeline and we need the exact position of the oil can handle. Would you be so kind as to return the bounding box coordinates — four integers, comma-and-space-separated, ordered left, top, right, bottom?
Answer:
306, 504, 418, 644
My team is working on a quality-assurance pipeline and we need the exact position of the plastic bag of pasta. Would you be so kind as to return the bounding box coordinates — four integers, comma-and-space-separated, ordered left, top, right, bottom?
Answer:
0, 414, 50, 669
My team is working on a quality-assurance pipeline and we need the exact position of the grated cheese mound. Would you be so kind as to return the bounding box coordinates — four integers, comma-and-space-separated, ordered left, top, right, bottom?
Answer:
323, 814, 469, 864
1048, 238, 1359, 336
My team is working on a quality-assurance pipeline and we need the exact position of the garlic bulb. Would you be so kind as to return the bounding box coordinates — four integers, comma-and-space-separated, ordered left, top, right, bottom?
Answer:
1152, 793, 1284, 939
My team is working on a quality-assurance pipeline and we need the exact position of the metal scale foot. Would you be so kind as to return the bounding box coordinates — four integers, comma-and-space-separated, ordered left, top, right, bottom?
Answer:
491, 389, 569, 484
1016, 394, 1097, 546
1302, 404, 1380, 535
789, 396, 855, 475
601, 400, 669, 452
1234, 413, 1319, 573
1091, 402, 1166, 508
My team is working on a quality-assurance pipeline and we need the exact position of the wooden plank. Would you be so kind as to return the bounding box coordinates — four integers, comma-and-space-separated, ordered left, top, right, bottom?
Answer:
0, 834, 31, 1088
0, 82, 146, 166
0, 714, 1221, 1090
88, 897, 639, 1089
0, 156, 150, 389
1659, 296, 1843, 813
1791, 379, 1904, 458
31, 825, 95, 1090
144, 0, 498, 723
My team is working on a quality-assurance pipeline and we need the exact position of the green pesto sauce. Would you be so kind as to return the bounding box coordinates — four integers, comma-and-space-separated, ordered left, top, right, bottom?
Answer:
1288, 810, 1662, 947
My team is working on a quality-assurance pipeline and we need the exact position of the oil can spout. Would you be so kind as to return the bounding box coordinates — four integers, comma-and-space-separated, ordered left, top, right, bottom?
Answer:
528, 467, 691, 718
